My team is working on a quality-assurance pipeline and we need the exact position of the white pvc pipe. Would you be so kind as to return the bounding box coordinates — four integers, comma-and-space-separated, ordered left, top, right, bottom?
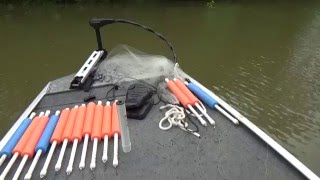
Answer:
21, 112, 47, 179
37, 111, 59, 178
113, 133, 119, 168
0, 112, 33, 168
38, 112, 45, 118
79, 134, 89, 170
0, 83, 50, 152
0, 152, 19, 180
0, 112, 44, 180
66, 139, 78, 175
0, 155, 7, 167
187, 105, 207, 126
0, 112, 36, 168
24, 150, 42, 180
44, 110, 51, 118
40, 141, 57, 178
188, 76, 320, 180
102, 135, 108, 163
90, 138, 98, 170
195, 103, 215, 126
55, 139, 68, 171
13, 155, 28, 180
214, 104, 239, 125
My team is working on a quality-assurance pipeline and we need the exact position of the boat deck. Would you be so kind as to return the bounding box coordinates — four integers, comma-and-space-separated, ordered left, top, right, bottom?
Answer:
0, 82, 305, 179
0, 53, 308, 179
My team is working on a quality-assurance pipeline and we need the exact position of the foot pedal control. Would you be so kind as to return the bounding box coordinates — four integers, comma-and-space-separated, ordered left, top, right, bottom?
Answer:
125, 83, 154, 120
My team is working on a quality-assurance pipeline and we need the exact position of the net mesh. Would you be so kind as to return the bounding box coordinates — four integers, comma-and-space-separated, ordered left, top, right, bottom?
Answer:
101, 45, 180, 104
104, 45, 176, 82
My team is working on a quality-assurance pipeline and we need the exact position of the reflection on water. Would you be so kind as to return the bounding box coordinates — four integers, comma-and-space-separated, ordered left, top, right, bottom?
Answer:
207, 3, 320, 172
0, 1, 320, 174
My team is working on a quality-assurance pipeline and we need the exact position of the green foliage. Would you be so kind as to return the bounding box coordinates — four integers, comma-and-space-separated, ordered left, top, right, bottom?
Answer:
206, 0, 215, 8
0, 0, 213, 5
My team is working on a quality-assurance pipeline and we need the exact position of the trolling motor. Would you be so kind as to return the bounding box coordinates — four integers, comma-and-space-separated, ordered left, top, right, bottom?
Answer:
70, 18, 178, 90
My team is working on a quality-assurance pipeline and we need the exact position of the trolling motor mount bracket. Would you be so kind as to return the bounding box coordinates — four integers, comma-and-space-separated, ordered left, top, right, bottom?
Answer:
69, 50, 104, 89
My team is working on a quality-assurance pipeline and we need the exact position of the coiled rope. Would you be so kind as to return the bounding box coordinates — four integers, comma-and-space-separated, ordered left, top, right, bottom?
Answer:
159, 104, 200, 138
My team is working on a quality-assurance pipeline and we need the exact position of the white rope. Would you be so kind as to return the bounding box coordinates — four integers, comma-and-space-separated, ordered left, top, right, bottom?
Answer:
159, 104, 200, 138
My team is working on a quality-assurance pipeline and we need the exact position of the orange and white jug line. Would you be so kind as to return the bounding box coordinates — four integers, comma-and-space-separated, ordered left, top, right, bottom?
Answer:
0, 112, 41, 180
24, 111, 60, 180
102, 101, 112, 163
79, 102, 96, 170
173, 78, 215, 126
90, 101, 103, 170
12, 110, 50, 180
165, 78, 207, 126
112, 100, 121, 168
55, 105, 78, 171
0, 112, 36, 167
66, 104, 86, 175
40, 108, 70, 178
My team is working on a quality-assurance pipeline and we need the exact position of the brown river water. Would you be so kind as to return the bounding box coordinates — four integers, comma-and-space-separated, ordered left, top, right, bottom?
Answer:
0, 1, 319, 176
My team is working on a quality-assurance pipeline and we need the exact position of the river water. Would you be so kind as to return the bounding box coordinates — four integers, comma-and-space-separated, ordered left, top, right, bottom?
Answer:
0, 1, 319, 176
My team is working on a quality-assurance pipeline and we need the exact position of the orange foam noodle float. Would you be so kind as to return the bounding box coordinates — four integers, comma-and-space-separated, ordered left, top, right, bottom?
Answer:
40, 108, 69, 178
54, 106, 78, 172
12, 115, 42, 156
61, 107, 78, 142
11, 111, 50, 180
0, 112, 43, 180
174, 79, 199, 106
82, 102, 96, 137
166, 78, 207, 126
66, 104, 87, 175
89, 101, 103, 170
21, 115, 49, 158
50, 108, 70, 144
166, 79, 191, 108
79, 102, 96, 170
91, 102, 103, 141
25, 111, 60, 180
71, 105, 87, 142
